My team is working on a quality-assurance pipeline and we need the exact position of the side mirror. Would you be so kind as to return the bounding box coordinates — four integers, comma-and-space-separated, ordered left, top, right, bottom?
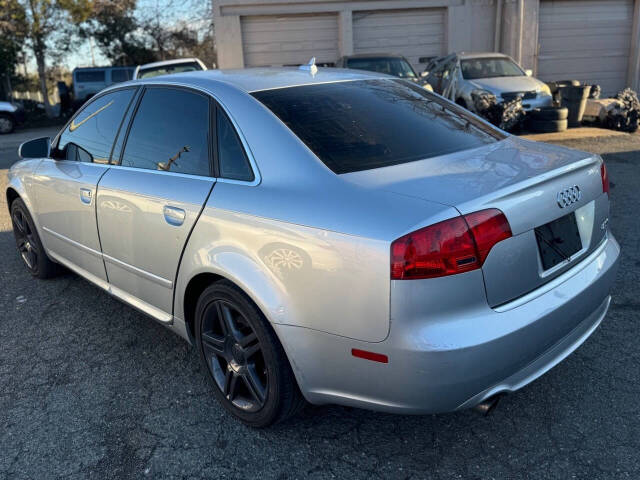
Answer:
525, 69, 533, 77
18, 137, 51, 159
420, 71, 429, 78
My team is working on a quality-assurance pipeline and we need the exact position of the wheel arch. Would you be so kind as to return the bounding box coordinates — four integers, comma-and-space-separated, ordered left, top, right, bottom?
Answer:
6, 186, 19, 212
180, 269, 310, 399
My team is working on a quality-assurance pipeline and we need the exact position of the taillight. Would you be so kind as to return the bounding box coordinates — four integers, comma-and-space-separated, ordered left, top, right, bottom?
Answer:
601, 162, 610, 195
391, 209, 512, 280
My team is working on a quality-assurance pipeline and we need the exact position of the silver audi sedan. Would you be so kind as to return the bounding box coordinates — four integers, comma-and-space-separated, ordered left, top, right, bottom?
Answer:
7, 68, 620, 427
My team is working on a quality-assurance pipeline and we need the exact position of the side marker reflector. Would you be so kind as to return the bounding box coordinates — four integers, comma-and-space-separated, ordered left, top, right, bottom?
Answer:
351, 348, 388, 363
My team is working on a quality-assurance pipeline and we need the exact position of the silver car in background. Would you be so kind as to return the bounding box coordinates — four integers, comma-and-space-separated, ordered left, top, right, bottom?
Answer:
7, 68, 619, 427
425, 52, 553, 112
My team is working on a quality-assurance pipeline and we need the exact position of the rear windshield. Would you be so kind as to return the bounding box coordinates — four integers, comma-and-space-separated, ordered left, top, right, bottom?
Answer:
252, 79, 503, 174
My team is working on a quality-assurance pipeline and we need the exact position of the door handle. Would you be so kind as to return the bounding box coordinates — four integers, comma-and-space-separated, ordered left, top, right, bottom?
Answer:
163, 205, 186, 226
80, 188, 93, 205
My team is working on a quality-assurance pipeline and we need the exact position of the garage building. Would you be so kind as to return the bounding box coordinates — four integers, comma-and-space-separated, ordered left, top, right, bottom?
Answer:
214, 0, 640, 94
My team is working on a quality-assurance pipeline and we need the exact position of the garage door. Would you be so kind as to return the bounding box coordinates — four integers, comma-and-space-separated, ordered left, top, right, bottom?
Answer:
538, 0, 634, 96
241, 14, 339, 67
353, 9, 446, 72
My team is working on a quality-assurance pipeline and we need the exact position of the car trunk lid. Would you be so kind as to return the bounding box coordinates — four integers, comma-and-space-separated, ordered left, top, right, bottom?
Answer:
344, 137, 608, 306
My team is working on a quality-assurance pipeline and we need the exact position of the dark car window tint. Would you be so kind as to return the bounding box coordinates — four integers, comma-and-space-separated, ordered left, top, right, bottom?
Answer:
121, 88, 210, 176
75, 70, 106, 83
111, 69, 131, 83
58, 89, 135, 164
217, 109, 254, 181
252, 79, 503, 174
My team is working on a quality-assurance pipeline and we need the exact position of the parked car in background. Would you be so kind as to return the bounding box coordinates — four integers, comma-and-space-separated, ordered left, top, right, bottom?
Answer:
336, 54, 432, 89
424, 52, 553, 112
72, 66, 135, 107
133, 58, 207, 80
0, 100, 25, 134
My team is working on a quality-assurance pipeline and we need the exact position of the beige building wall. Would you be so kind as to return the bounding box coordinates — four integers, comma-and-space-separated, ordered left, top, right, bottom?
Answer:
213, 0, 640, 90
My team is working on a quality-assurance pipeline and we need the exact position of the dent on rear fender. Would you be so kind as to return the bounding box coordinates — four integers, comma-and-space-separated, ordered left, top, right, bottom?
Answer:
174, 206, 391, 343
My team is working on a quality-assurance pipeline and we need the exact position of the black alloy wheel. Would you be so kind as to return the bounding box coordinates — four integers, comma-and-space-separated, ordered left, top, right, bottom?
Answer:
10, 198, 59, 278
195, 281, 305, 427
12, 207, 39, 271
201, 299, 267, 412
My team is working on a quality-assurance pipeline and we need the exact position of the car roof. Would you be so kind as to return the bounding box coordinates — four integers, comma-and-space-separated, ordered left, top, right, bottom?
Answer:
457, 52, 510, 60
138, 58, 202, 70
134, 67, 391, 93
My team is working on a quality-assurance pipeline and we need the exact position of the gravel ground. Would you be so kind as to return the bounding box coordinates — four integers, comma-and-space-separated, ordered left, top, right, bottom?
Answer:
0, 129, 638, 479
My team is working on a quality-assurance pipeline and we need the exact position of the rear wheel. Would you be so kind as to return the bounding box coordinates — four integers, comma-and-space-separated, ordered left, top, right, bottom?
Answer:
10, 198, 60, 278
0, 113, 14, 134
195, 280, 304, 427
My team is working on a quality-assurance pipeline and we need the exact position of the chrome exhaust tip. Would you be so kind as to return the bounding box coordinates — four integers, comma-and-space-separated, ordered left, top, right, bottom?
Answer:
473, 394, 502, 416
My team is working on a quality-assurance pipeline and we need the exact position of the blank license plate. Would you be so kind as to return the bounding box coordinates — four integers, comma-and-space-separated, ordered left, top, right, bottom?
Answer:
535, 213, 582, 270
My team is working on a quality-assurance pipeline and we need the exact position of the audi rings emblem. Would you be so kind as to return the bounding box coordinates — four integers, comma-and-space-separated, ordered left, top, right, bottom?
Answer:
557, 186, 582, 208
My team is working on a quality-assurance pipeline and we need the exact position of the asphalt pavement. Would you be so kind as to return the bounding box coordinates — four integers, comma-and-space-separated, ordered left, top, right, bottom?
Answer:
0, 127, 638, 479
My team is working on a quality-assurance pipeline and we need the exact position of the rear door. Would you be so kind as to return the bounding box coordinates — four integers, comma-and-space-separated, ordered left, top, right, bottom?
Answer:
96, 86, 215, 321
33, 87, 137, 282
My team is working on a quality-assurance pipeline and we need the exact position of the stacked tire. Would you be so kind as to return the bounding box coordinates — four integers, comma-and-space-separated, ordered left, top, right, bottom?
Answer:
527, 107, 568, 133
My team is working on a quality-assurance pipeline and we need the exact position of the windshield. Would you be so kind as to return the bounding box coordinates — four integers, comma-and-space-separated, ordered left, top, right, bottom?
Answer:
460, 58, 525, 80
252, 79, 502, 174
138, 61, 202, 79
346, 57, 417, 79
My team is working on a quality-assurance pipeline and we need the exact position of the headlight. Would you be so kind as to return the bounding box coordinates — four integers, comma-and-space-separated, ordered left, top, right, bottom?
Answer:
423, 83, 433, 92
538, 83, 552, 96
471, 89, 495, 99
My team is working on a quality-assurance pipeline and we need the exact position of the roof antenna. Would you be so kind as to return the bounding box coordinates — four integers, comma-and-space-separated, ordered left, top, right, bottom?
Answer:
299, 57, 318, 76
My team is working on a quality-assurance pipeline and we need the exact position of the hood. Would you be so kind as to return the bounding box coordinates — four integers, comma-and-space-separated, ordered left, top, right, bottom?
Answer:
342, 136, 592, 209
0, 101, 18, 113
470, 76, 546, 94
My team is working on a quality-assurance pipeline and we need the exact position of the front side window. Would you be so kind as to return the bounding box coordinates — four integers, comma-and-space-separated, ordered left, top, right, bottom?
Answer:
216, 109, 254, 182
57, 88, 135, 164
252, 79, 503, 174
460, 58, 525, 80
121, 88, 210, 176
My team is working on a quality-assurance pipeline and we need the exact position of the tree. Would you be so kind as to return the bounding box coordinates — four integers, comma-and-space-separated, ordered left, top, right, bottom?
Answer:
82, 0, 156, 65
17, 0, 91, 117
0, 0, 27, 100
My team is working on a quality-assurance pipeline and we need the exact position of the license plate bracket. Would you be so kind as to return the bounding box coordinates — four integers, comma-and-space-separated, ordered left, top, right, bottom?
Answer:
535, 213, 582, 271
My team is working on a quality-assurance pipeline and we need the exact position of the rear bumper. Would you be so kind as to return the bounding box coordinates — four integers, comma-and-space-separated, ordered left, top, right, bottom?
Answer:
276, 233, 620, 414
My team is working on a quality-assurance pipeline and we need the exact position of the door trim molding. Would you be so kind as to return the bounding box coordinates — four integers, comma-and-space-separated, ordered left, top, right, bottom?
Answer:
103, 253, 174, 289
42, 226, 103, 258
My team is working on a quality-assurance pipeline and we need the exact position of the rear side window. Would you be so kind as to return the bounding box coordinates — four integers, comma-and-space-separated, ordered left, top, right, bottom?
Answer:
57, 88, 135, 164
75, 70, 106, 83
252, 79, 503, 174
216, 109, 254, 182
111, 69, 132, 83
121, 87, 211, 176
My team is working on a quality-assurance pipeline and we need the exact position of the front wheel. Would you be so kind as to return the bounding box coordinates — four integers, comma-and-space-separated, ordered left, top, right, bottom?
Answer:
10, 198, 60, 278
195, 280, 305, 427
0, 113, 15, 134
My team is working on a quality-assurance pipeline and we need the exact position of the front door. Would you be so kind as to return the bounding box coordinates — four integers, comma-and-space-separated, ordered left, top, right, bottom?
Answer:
96, 87, 215, 320
33, 88, 137, 282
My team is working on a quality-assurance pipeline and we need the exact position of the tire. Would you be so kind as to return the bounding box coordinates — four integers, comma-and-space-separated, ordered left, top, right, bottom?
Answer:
195, 280, 305, 427
10, 198, 60, 278
529, 107, 568, 121
0, 113, 15, 134
528, 118, 568, 133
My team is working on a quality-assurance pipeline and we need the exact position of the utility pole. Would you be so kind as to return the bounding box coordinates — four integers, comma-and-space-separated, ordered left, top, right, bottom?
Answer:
90, 37, 96, 66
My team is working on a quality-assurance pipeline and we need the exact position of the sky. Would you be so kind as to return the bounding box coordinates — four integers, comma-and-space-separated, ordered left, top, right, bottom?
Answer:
35, 0, 208, 71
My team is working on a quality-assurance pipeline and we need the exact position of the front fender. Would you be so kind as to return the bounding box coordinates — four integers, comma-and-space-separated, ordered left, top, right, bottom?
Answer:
6, 159, 44, 235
